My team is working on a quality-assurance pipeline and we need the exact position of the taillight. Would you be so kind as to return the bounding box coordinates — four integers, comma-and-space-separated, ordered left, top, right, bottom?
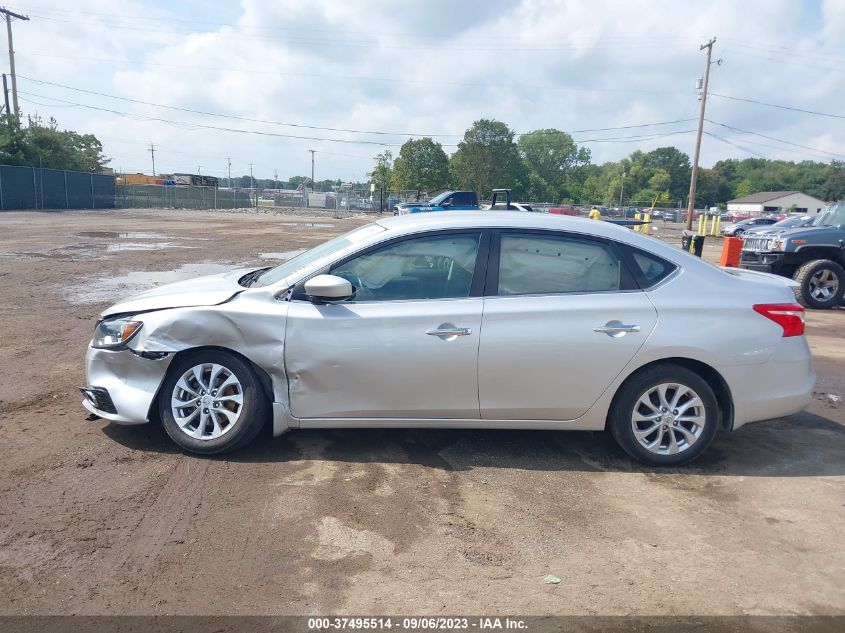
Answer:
753, 303, 805, 337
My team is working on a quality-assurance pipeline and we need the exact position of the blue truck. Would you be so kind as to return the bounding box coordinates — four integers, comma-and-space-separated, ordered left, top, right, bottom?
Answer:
394, 190, 479, 215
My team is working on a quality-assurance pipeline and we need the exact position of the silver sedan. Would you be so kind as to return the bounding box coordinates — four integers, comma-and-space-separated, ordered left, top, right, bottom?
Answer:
81, 212, 814, 466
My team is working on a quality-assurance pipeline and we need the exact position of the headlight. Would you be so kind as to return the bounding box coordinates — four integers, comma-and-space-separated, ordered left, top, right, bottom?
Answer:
92, 317, 143, 349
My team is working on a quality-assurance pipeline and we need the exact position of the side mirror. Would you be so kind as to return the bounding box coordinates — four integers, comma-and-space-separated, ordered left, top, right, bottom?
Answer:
304, 274, 353, 303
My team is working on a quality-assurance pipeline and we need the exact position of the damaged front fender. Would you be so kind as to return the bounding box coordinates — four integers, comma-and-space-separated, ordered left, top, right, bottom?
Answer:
86, 290, 295, 432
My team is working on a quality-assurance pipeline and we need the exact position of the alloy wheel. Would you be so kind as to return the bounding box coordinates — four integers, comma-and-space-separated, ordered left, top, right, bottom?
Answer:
809, 269, 840, 301
171, 363, 244, 440
631, 382, 706, 456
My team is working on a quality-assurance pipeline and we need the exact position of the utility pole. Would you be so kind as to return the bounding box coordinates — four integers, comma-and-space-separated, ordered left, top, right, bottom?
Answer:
249, 162, 254, 206
686, 37, 716, 231
226, 156, 231, 188
274, 169, 278, 191
1, 73, 9, 115
619, 171, 625, 217
308, 149, 316, 191
148, 142, 158, 177
0, 7, 28, 120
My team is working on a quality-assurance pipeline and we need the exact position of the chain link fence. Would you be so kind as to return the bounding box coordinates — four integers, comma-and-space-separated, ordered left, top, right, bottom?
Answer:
0, 165, 115, 210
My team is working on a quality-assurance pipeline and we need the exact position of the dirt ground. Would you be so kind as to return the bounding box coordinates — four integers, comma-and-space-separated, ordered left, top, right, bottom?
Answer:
0, 208, 843, 616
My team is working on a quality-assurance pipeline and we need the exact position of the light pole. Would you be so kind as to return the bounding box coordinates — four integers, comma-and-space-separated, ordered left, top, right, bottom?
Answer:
619, 171, 625, 217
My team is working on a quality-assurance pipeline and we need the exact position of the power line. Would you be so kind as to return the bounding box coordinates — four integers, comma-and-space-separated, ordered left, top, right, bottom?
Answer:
703, 131, 766, 158
705, 119, 845, 159
9, 8, 693, 53
6, 2, 700, 46
18, 75, 695, 139
710, 93, 845, 120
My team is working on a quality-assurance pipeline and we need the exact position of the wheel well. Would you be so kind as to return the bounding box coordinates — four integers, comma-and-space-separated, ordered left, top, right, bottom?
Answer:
145, 345, 275, 423
613, 358, 735, 431
794, 248, 845, 267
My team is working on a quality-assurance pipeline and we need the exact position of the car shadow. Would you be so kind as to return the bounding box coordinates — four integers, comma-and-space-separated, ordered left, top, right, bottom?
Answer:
101, 410, 845, 477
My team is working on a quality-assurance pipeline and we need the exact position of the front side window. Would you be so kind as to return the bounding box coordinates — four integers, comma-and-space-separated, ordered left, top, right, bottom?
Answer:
497, 233, 621, 295
331, 233, 481, 301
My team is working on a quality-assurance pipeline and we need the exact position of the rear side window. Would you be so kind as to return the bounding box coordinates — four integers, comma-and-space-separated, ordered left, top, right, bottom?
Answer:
497, 233, 621, 295
453, 192, 474, 206
627, 249, 676, 288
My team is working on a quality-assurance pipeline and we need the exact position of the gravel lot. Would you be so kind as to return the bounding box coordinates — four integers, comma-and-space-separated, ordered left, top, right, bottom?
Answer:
0, 208, 843, 616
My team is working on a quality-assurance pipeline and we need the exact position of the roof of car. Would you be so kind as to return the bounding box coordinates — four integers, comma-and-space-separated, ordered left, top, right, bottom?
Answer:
373, 210, 711, 273
377, 210, 632, 239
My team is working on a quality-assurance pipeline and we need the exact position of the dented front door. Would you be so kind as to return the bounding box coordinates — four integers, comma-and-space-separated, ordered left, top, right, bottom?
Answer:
283, 298, 483, 419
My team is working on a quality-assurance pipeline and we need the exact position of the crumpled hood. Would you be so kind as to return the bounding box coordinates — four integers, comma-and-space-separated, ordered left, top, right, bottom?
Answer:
101, 267, 254, 318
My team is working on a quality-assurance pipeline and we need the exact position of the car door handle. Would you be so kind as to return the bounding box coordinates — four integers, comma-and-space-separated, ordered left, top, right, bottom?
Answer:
593, 321, 640, 337
426, 326, 472, 340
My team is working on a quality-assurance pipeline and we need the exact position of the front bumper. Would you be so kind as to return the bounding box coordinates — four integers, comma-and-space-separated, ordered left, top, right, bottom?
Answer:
81, 345, 174, 424
739, 251, 787, 274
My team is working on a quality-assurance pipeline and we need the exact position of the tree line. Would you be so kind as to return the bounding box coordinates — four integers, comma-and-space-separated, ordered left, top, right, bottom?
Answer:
368, 119, 845, 207
2, 114, 841, 206
0, 115, 108, 172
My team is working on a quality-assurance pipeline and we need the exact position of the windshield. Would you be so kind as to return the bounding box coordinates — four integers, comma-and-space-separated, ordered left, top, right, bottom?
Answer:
252, 223, 386, 287
774, 215, 811, 228
812, 201, 845, 227
428, 191, 453, 205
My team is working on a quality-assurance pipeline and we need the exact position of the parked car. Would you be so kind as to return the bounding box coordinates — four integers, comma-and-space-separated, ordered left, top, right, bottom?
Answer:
81, 212, 814, 466
394, 190, 479, 215
740, 201, 845, 309
721, 217, 779, 237
549, 205, 578, 216
743, 215, 815, 236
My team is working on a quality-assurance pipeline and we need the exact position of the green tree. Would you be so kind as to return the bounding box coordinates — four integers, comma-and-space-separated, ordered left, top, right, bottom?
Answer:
641, 146, 691, 202
0, 116, 109, 171
449, 119, 525, 199
390, 137, 450, 193
368, 150, 393, 193
517, 128, 590, 202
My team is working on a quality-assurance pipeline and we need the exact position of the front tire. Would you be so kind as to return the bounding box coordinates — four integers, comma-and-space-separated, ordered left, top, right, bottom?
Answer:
159, 350, 268, 455
608, 364, 719, 466
793, 259, 845, 310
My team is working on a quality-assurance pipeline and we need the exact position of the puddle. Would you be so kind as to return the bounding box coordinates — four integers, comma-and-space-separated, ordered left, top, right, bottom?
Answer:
260, 249, 306, 261
77, 231, 170, 239
106, 242, 189, 252
66, 262, 239, 305
279, 222, 336, 229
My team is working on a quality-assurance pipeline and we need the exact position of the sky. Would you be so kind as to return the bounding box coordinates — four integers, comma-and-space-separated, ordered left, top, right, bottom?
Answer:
3, 0, 843, 183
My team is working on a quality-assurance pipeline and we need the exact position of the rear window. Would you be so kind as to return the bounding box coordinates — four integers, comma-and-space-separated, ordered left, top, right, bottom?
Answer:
627, 249, 676, 288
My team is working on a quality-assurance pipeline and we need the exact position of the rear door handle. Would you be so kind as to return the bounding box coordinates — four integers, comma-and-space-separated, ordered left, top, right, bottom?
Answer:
593, 320, 640, 337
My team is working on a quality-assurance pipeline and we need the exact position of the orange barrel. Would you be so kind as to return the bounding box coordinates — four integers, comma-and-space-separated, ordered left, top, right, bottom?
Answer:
719, 236, 743, 267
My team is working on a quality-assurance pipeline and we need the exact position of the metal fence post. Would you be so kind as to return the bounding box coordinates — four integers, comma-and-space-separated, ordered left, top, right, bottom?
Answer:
32, 167, 37, 209
64, 170, 69, 208
0, 166, 4, 211
90, 173, 94, 209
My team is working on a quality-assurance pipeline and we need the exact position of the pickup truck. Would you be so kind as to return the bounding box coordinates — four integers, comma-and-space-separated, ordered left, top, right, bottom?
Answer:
740, 201, 845, 309
394, 190, 479, 215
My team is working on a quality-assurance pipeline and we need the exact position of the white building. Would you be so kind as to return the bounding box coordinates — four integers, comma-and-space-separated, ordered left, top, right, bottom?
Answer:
727, 191, 826, 216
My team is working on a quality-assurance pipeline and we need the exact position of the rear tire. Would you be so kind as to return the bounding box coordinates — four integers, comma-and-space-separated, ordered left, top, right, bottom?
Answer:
608, 364, 719, 466
793, 259, 845, 310
159, 350, 268, 455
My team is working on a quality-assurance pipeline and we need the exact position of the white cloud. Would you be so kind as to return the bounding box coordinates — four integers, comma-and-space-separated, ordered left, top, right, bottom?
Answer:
6, 0, 843, 181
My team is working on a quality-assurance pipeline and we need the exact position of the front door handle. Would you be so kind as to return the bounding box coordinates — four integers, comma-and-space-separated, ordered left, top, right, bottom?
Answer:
426, 324, 472, 340
593, 320, 640, 337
